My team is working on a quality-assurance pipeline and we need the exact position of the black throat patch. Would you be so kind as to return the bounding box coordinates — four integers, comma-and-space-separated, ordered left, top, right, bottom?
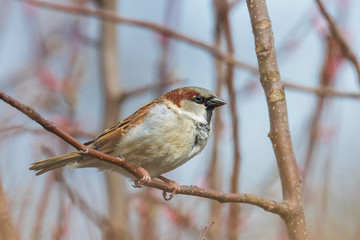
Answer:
193, 122, 211, 149
205, 107, 214, 124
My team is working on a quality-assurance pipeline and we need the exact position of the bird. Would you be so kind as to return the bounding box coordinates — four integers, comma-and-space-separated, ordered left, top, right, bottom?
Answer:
30, 86, 226, 190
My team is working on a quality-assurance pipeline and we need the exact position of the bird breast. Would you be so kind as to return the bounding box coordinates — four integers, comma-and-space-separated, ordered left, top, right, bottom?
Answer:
114, 104, 210, 177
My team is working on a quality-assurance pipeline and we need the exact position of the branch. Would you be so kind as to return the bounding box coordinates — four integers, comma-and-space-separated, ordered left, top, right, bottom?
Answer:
22, 0, 257, 74
246, 0, 308, 239
96, 0, 129, 238
283, 81, 360, 99
59, 177, 108, 229
315, 0, 360, 84
217, 0, 242, 239
199, 221, 215, 240
119, 79, 182, 103
0, 90, 288, 215
228, 0, 243, 10
0, 181, 19, 240
0, 90, 144, 179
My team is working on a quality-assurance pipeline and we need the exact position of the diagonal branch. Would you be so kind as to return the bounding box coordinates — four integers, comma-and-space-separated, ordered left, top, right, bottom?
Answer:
0, 90, 289, 215
315, 0, 360, 85
199, 221, 215, 240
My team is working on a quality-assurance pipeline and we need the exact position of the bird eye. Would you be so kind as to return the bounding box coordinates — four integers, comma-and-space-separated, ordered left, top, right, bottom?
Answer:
194, 95, 204, 104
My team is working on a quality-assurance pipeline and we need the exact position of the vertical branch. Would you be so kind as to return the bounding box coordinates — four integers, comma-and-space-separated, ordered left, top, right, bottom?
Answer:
0, 181, 18, 240
303, 36, 342, 177
96, 0, 128, 239
31, 175, 54, 240
138, 199, 157, 240
314, 155, 331, 239
156, 0, 178, 94
217, 0, 242, 239
207, 2, 225, 239
245, 0, 308, 239
303, 35, 342, 240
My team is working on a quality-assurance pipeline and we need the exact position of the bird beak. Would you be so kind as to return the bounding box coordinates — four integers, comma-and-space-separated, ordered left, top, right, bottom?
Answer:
206, 97, 226, 108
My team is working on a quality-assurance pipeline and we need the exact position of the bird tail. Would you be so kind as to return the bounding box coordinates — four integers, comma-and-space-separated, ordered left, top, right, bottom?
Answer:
30, 151, 83, 176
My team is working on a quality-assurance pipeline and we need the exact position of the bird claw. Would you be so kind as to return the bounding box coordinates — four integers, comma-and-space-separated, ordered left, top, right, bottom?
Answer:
132, 167, 151, 188
78, 147, 89, 155
159, 176, 180, 201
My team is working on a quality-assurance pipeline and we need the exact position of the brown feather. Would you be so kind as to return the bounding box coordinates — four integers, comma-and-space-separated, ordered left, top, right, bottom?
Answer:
30, 99, 160, 175
85, 99, 159, 154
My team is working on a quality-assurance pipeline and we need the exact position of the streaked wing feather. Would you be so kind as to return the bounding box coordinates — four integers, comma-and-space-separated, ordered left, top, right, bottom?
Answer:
85, 100, 159, 154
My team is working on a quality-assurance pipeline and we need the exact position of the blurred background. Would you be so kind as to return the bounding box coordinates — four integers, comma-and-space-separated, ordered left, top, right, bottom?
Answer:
1, 0, 360, 239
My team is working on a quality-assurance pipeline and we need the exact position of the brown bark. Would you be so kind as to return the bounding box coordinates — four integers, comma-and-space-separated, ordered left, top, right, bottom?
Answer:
0, 181, 18, 240
207, 2, 226, 239
246, 0, 308, 239
219, 1, 242, 238
97, 0, 129, 239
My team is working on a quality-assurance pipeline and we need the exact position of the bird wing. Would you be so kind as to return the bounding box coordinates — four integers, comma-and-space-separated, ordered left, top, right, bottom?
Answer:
84, 99, 160, 154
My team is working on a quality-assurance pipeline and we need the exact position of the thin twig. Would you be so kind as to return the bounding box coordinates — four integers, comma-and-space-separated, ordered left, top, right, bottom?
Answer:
0, 125, 96, 139
22, 0, 258, 74
133, 192, 199, 234
315, 0, 360, 84
0, 90, 288, 215
119, 79, 182, 103
199, 221, 215, 240
283, 81, 360, 99
0, 90, 146, 179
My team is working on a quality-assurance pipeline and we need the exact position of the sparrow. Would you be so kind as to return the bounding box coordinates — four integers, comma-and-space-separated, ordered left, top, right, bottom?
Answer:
30, 86, 225, 188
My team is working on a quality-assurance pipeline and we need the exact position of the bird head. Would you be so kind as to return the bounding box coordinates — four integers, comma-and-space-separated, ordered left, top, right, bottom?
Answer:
162, 86, 226, 124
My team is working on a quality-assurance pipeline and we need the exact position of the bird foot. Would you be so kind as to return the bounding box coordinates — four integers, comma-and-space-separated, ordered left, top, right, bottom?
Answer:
158, 176, 180, 201
133, 167, 151, 188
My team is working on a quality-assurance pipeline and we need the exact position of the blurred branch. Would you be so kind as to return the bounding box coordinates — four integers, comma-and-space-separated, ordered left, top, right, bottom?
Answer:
155, 0, 179, 95
246, 0, 308, 239
228, 0, 243, 10
31, 174, 54, 240
199, 221, 215, 240
0, 181, 19, 240
283, 81, 360, 99
59, 177, 108, 229
119, 79, 182, 103
315, 0, 360, 85
96, 0, 129, 238
22, 0, 258, 74
216, 0, 242, 239
133, 192, 199, 234
207, 3, 225, 238
0, 90, 143, 178
0, 90, 289, 215
0, 125, 96, 139
304, 36, 340, 178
